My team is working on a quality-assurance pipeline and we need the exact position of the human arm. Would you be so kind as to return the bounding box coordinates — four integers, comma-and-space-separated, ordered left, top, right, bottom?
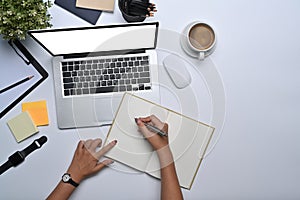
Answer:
46, 138, 117, 200
136, 115, 183, 200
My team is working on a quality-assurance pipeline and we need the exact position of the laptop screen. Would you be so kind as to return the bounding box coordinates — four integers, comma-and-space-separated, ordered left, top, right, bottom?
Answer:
28, 22, 158, 56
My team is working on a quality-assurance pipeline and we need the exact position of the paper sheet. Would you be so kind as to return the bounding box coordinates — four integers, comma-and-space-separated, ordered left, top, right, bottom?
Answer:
7, 111, 39, 142
76, 0, 115, 12
22, 100, 49, 126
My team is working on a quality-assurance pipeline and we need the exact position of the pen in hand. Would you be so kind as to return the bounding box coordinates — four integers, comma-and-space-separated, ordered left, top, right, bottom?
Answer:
135, 118, 168, 137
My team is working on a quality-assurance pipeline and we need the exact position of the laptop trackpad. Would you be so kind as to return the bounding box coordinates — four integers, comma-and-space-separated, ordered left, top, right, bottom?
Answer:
94, 96, 122, 124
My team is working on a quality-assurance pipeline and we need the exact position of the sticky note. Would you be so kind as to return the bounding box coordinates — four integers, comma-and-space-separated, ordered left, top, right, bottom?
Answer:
7, 111, 39, 143
22, 100, 49, 126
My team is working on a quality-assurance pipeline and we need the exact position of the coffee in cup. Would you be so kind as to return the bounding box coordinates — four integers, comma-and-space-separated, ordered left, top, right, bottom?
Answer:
180, 21, 216, 60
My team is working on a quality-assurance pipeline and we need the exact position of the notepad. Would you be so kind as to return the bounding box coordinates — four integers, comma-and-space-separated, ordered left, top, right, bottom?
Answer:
7, 111, 39, 143
22, 100, 49, 126
104, 93, 214, 189
76, 0, 115, 12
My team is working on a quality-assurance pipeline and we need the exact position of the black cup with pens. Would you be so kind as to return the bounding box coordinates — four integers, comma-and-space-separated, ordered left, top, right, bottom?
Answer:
119, 0, 157, 22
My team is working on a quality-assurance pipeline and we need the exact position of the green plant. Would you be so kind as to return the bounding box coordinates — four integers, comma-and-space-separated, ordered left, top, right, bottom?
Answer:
0, 0, 52, 41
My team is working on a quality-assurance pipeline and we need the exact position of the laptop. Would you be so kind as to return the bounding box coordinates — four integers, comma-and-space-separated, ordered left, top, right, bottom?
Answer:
28, 22, 160, 129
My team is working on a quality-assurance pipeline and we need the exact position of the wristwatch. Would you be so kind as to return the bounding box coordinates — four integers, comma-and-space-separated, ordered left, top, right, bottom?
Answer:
62, 173, 79, 187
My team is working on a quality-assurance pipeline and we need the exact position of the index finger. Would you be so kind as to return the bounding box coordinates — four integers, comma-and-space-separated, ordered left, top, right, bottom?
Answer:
94, 140, 117, 159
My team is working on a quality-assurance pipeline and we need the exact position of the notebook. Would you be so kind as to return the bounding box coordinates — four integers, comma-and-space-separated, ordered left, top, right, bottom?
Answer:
28, 22, 160, 129
54, 0, 102, 24
104, 93, 214, 189
76, 0, 115, 12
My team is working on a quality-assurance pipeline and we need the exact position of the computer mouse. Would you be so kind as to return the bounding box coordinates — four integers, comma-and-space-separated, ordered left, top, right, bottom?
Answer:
163, 54, 192, 89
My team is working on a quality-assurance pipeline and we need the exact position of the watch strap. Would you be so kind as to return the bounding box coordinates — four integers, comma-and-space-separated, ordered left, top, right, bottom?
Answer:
68, 178, 79, 187
0, 160, 13, 175
20, 136, 47, 158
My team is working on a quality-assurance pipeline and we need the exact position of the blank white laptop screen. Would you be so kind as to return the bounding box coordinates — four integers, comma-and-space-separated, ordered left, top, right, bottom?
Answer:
29, 23, 157, 56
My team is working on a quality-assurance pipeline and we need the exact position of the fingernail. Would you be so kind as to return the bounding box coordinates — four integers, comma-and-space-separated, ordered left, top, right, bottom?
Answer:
105, 159, 114, 165
113, 140, 117, 144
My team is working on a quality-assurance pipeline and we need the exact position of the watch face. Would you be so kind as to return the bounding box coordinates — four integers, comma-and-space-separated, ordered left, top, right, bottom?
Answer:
62, 174, 70, 182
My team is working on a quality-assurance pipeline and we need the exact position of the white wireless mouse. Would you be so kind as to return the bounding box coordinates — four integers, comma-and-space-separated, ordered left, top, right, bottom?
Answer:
163, 54, 192, 89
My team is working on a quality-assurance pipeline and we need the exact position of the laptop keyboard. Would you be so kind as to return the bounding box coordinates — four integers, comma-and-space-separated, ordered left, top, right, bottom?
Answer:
61, 55, 151, 96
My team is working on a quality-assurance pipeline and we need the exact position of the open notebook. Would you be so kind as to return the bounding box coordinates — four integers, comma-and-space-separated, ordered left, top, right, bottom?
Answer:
104, 93, 214, 189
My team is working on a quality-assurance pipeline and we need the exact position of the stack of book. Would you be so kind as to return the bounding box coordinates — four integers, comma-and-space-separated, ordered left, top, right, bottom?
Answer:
54, 0, 115, 24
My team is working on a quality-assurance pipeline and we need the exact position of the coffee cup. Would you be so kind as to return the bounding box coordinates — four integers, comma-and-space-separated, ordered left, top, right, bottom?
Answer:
180, 21, 216, 60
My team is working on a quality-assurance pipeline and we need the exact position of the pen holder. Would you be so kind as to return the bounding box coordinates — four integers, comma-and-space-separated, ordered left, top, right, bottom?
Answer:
119, 0, 150, 22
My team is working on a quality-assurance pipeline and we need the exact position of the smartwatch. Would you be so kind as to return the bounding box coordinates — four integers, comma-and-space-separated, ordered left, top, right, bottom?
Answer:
62, 173, 79, 187
0, 136, 47, 175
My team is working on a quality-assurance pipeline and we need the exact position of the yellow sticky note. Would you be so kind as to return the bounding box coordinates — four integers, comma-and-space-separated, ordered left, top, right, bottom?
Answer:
7, 111, 39, 143
22, 100, 49, 126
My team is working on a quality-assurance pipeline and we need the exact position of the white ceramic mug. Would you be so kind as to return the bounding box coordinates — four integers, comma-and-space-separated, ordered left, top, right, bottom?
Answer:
180, 21, 216, 60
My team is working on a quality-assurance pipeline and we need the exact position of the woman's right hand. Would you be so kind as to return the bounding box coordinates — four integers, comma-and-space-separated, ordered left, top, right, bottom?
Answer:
136, 115, 169, 151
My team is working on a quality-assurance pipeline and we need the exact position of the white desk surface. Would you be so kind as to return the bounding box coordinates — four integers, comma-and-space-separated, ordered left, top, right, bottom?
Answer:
1, 0, 300, 199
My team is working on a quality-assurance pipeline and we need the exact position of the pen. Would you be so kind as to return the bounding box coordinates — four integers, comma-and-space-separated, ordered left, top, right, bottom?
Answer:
0, 75, 34, 94
135, 118, 168, 137
128, 0, 157, 17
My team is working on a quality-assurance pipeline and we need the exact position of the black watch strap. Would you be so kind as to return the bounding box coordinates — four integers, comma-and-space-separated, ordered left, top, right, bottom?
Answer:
68, 178, 79, 187
0, 160, 13, 175
20, 136, 47, 158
